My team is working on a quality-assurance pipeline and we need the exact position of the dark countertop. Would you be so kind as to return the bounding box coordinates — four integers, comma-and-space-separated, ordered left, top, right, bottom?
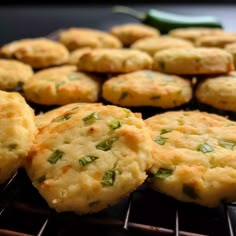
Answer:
0, 4, 236, 45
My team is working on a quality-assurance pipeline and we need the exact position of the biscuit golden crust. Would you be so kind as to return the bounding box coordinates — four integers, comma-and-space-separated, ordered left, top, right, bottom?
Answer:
0, 91, 36, 184
195, 34, 236, 48
153, 47, 234, 75
110, 23, 160, 46
68, 47, 92, 65
131, 36, 193, 56
59, 28, 122, 51
0, 38, 69, 68
25, 105, 153, 214
23, 65, 101, 105
225, 42, 236, 67
0, 59, 33, 90
145, 111, 236, 207
78, 49, 153, 73
196, 72, 236, 111
102, 70, 192, 108
168, 27, 224, 43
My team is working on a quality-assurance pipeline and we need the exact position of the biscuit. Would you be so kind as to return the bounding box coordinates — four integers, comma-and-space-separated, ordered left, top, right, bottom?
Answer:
131, 36, 193, 56
68, 47, 92, 65
153, 47, 234, 75
145, 110, 236, 207
195, 71, 236, 111
0, 59, 33, 90
0, 91, 36, 184
59, 28, 122, 51
25, 104, 153, 214
109, 23, 160, 46
23, 65, 101, 105
36, 102, 102, 129
195, 34, 236, 48
78, 49, 153, 73
102, 70, 192, 108
168, 27, 224, 43
225, 42, 236, 67
0, 38, 69, 69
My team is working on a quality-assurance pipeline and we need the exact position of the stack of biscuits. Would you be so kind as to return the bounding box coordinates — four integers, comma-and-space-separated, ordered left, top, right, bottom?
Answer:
1, 23, 236, 214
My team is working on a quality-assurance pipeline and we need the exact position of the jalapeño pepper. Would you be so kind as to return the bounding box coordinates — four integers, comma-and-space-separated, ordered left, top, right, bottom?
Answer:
112, 6, 223, 34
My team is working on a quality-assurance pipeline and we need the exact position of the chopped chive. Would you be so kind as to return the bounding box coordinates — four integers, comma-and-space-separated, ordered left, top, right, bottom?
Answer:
154, 136, 167, 145
56, 81, 66, 89
82, 112, 98, 123
119, 91, 128, 101
182, 184, 199, 199
219, 140, 236, 150
88, 201, 100, 207
55, 113, 73, 122
101, 169, 116, 186
47, 150, 64, 164
108, 119, 121, 130
8, 143, 18, 150
123, 108, 132, 117
96, 137, 118, 151
150, 95, 161, 100
160, 128, 172, 135
79, 156, 98, 166
197, 143, 213, 153
154, 168, 173, 180
68, 73, 81, 81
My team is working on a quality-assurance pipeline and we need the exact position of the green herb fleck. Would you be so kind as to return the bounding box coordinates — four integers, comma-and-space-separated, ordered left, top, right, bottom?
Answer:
68, 73, 81, 81
219, 140, 236, 150
56, 81, 66, 89
108, 119, 121, 130
197, 143, 213, 153
119, 91, 128, 101
83, 112, 98, 123
158, 61, 165, 70
154, 136, 167, 145
182, 184, 199, 199
8, 143, 18, 150
79, 156, 98, 166
101, 169, 116, 186
96, 137, 118, 151
88, 201, 100, 207
160, 129, 172, 135
47, 150, 64, 164
55, 113, 73, 122
123, 108, 132, 117
150, 95, 161, 100
154, 168, 173, 180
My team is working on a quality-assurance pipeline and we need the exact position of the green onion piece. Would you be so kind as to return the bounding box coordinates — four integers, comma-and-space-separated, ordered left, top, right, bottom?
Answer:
154, 168, 173, 180
79, 156, 98, 166
219, 140, 236, 150
82, 112, 98, 123
56, 81, 66, 89
160, 128, 172, 135
47, 150, 64, 164
182, 184, 199, 199
197, 143, 213, 153
55, 113, 73, 122
108, 119, 121, 130
119, 91, 128, 100
154, 136, 167, 145
96, 137, 118, 151
101, 170, 116, 186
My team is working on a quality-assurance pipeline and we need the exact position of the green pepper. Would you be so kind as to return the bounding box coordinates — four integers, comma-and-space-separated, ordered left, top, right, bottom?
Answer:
112, 6, 223, 34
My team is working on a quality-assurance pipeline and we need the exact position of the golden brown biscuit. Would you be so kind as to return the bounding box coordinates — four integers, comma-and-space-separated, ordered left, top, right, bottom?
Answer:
131, 36, 193, 56
25, 104, 153, 214
153, 47, 234, 75
68, 47, 92, 65
225, 42, 236, 67
169, 27, 224, 43
146, 110, 236, 207
0, 91, 36, 184
78, 49, 153, 73
195, 71, 236, 111
59, 28, 122, 51
0, 59, 33, 90
0, 38, 69, 69
102, 70, 192, 108
23, 65, 101, 105
110, 23, 160, 46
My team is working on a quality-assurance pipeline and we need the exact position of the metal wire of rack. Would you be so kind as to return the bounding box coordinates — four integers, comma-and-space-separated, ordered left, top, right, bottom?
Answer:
0, 168, 236, 236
